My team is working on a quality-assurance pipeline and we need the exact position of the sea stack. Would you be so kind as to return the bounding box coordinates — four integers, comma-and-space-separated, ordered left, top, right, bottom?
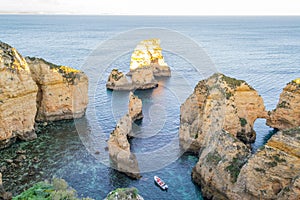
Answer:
108, 92, 143, 179
129, 39, 171, 77
267, 79, 300, 130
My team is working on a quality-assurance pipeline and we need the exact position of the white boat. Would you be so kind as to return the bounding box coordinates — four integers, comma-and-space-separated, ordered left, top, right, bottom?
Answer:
154, 176, 168, 190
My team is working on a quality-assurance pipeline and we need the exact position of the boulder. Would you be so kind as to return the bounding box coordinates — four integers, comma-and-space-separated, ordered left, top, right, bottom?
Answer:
179, 73, 267, 152
0, 42, 38, 149
267, 79, 300, 130
26, 57, 88, 122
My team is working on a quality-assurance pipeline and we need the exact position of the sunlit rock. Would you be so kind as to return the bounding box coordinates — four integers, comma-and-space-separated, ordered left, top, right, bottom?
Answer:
129, 39, 171, 77
26, 57, 88, 122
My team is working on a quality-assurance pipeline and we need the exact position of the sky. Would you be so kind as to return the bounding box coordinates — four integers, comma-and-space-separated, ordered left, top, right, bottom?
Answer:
1, 0, 300, 15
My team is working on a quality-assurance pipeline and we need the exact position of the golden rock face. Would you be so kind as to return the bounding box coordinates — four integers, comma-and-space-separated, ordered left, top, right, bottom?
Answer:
294, 78, 300, 84
129, 39, 168, 71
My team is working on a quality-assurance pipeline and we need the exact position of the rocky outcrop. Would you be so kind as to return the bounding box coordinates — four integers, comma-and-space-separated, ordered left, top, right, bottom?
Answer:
131, 67, 158, 89
0, 42, 38, 149
106, 68, 158, 91
183, 73, 300, 199
26, 57, 88, 122
108, 92, 143, 179
129, 92, 143, 121
192, 127, 300, 200
267, 79, 300, 130
129, 39, 171, 77
108, 114, 141, 179
179, 73, 267, 153
232, 127, 300, 200
104, 187, 144, 200
106, 69, 133, 90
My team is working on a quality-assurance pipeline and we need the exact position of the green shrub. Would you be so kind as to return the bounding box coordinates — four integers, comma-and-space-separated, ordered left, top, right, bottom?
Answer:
239, 118, 247, 127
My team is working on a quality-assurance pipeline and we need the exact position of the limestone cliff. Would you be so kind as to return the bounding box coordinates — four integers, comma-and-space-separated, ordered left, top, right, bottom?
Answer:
129, 92, 143, 122
129, 39, 171, 77
0, 42, 38, 149
233, 127, 300, 200
26, 57, 88, 122
108, 114, 141, 179
179, 73, 267, 152
267, 79, 300, 130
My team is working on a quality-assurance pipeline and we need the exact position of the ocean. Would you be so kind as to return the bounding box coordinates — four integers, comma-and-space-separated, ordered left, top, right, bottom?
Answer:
0, 15, 300, 200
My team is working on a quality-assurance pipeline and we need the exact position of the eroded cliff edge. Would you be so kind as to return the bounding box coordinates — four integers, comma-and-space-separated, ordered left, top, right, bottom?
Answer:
0, 41, 88, 149
181, 73, 300, 199
267, 79, 300, 130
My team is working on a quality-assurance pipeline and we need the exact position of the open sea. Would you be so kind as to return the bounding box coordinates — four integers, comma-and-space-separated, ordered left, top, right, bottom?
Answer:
0, 15, 300, 200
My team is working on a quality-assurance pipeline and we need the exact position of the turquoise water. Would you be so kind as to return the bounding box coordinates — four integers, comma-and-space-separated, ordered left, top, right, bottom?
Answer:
1, 16, 300, 199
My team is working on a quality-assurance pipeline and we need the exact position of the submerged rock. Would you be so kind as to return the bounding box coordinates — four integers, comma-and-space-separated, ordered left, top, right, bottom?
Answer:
267, 79, 300, 130
128, 92, 143, 122
0, 42, 38, 149
26, 57, 88, 122
129, 39, 171, 77
0, 173, 12, 200
179, 73, 267, 153
104, 187, 144, 200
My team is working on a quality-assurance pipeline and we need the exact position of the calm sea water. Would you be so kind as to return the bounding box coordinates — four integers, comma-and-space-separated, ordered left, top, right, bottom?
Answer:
0, 15, 300, 200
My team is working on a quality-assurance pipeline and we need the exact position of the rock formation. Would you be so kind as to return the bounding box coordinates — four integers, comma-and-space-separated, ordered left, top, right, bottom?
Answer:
129, 39, 171, 77
181, 73, 300, 199
234, 127, 300, 200
0, 42, 38, 149
0, 41, 88, 149
267, 79, 300, 130
106, 69, 133, 90
179, 73, 267, 153
104, 187, 144, 200
108, 114, 141, 179
26, 57, 88, 122
192, 127, 300, 200
106, 68, 158, 91
129, 92, 143, 121
108, 92, 143, 179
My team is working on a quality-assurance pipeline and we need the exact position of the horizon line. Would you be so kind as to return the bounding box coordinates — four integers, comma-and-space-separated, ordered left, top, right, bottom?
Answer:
1, 12, 300, 17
